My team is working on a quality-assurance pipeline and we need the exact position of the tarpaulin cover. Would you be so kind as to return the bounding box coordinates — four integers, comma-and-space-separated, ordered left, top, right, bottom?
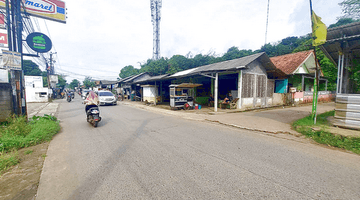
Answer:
85, 91, 99, 105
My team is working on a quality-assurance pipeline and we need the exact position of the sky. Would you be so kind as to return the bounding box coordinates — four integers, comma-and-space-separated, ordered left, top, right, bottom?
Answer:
30, 0, 343, 83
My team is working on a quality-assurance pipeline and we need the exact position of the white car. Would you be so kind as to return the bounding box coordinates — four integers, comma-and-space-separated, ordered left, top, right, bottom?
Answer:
81, 89, 90, 99
98, 91, 117, 106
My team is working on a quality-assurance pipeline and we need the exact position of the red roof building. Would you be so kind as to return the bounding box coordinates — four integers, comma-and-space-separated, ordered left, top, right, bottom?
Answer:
270, 50, 327, 93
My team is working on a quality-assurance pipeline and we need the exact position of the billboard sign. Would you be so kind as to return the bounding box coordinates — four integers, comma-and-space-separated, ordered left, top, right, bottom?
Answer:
0, 32, 8, 47
26, 32, 52, 53
0, 0, 66, 24
0, 50, 22, 70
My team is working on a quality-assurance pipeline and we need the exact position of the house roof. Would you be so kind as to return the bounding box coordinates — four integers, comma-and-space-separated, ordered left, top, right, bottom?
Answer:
270, 50, 314, 75
169, 52, 285, 79
133, 74, 170, 83
120, 72, 149, 83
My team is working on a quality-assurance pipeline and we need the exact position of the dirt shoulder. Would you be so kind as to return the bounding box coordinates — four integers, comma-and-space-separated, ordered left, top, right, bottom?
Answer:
0, 142, 49, 200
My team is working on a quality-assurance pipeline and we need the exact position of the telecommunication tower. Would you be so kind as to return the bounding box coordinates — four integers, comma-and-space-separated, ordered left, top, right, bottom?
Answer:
150, 0, 162, 60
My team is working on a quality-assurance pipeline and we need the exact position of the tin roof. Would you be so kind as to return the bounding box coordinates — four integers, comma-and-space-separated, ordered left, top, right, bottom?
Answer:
321, 21, 360, 64
169, 52, 285, 79
120, 72, 149, 83
270, 50, 314, 75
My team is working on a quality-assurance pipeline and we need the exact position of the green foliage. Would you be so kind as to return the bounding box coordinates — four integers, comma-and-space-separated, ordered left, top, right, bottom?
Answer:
293, 111, 360, 155
293, 110, 334, 127
43, 77, 48, 87
83, 76, 95, 89
316, 49, 338, 91
1, 116, 31, 138
328, 18, 360, 28
23, 60, 42, 76
339, 0, 360, 19
0, 151, 19, 172
119, 65, 140, 78
350, 59, 360, 93
222, 47, 254, 61
140, 58, 169, 75
167, 55, 192, 74
0, 115, 60, 153
69, 79, 80, 89
58, 75, 67, 89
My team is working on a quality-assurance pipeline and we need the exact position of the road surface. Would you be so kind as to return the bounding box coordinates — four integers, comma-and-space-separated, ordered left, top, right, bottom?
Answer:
36, 95, 360, 199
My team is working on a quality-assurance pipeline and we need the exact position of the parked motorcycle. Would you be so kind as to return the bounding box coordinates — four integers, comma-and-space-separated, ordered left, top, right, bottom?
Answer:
85, 105, 101, 127
67, 93, 72, 102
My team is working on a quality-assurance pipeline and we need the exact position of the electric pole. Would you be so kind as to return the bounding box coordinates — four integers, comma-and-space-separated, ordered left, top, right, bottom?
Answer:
5, 0, 26, 116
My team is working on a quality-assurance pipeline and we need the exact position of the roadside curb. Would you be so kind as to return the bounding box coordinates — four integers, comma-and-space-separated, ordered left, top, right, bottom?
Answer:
204, 119, 302, 137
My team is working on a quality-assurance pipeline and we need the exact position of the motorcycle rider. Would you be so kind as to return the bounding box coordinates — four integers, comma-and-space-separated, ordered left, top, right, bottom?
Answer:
83, 90, 100, 117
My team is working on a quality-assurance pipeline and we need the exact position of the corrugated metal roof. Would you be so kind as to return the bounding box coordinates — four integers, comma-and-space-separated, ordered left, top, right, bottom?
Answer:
169, 52, 284, 78
132, 74, 170, 84
122, 72, 149, 83
322, 21, 360, 64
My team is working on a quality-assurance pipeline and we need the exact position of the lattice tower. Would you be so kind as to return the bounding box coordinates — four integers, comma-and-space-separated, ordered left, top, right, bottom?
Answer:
150, 0, 162, 60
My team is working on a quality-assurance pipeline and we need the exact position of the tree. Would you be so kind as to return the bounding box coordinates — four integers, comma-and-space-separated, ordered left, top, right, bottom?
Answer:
328, 18, 360, 29
69, 79, 80, 89
83, 77, 95, 89
192, 54, 213, 68
58, 75, 67, 89
339, 0, 360, 19
167, 55, 192, 74
23, 60, 42, 76
140, 58, 169, 75
119, 65, 139, 79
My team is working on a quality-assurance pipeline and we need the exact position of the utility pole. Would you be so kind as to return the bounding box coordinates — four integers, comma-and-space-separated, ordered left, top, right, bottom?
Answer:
5, 0, 26, 116
48, 52, 56, 98
16, 0, 26, 116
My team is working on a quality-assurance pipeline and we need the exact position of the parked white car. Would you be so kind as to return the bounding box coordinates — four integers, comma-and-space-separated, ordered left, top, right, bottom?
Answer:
98, 91, 117, 106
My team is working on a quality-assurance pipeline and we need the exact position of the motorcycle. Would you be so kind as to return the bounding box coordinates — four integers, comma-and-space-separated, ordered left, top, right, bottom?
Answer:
86, 105, 101, 127
67, 93, 72, 102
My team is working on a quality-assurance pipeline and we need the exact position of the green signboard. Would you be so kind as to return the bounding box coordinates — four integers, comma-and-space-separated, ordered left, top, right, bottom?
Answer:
26, 32, 52, 53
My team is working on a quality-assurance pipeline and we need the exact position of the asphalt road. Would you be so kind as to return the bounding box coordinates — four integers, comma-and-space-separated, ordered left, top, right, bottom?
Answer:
36, 95, 360, 200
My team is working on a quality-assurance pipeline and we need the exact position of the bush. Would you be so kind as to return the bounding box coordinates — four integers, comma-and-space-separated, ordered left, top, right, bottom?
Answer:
0, 115, 60, 153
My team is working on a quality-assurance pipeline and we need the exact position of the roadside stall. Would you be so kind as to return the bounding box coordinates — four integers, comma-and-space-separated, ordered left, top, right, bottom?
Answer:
141, 85, 158, 103
169, 83, 202, 110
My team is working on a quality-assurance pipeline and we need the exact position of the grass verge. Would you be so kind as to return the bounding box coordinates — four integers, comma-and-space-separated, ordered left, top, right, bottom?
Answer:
293, 111, 360, 155
0, 151, 19, 172
0, 114, 60, 174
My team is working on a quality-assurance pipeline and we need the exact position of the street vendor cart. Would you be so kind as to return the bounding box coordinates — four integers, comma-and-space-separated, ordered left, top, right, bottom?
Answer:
169, 83, 202, 110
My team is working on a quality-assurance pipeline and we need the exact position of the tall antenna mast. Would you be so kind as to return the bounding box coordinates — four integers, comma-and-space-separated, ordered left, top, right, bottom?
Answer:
265, 0, 270, 46
150, 0, 162, 60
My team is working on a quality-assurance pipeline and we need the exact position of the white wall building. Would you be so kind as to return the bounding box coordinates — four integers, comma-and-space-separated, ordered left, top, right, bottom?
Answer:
25, 76, 49, 103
